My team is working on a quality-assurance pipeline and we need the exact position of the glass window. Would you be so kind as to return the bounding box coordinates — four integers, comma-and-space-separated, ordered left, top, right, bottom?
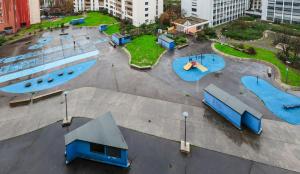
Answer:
107, 147, 121, 158
90, 143, 105, 154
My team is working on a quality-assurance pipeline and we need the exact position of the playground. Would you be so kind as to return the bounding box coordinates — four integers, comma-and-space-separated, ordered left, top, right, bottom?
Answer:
242, 76, 300, 125
0, 28, 300, 173
172, 54, 225, 82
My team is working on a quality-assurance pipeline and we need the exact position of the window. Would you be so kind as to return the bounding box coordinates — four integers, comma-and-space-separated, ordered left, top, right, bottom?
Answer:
90, 143, 105, 154
107, 147, 121, 158
145, 8, 148, 11
145, 2, 148, 5
145, 14, 149, 17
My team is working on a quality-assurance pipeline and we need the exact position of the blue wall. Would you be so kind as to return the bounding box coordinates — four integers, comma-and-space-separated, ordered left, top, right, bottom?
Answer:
158, 38, 175, 50
112, 35, 131, 45
204, 92, 242, 129
204, 91, 262, 134
66, 140, 129, 168
242, 111, 262, 134
70, 18, 85, 25
99, 25, 108, 32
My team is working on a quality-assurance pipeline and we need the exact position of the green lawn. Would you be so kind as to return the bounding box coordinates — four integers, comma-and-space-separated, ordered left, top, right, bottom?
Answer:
105, 24, 120, 35
78, 12, 117, 26
214, 43, 300, 86
126, 35, 165, 67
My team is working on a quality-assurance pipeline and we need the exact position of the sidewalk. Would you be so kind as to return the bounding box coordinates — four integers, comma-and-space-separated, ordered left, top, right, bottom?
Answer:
0, 87, 299, 172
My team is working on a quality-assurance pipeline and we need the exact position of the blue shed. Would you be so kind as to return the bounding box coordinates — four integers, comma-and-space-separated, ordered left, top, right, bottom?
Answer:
203, 84, 262, 134
158, 35, 175, 50
64, 112, 130, 167
70, 18, 85, 25
99, 24, 108, 32
111, 33, 131, 45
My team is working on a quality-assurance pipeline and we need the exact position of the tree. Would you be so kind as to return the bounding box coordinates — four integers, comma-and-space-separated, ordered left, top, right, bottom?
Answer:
273, 33, 291, 61
159, 12, 171, 26
290, 37, 300, 59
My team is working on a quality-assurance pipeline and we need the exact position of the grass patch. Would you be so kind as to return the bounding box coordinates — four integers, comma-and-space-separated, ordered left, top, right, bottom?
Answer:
126, 35, 165, 67
214, 43, 300, 86
78, 12, 117, 26
105, 24, 120, 35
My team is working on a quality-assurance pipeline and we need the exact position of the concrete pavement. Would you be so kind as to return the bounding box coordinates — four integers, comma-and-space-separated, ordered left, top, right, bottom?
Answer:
0, 87, 299, 172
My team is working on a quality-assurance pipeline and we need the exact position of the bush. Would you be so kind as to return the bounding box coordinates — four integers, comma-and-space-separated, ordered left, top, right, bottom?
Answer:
0, 36, 6, 46
174, 36, 187, 45
246, 47, 257, 55
196, 31, 207, 41
203, 27, 217, 39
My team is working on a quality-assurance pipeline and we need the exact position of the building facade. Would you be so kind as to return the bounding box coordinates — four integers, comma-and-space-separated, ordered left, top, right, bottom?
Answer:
29, 0, 41, 24
261, 0, 300, 24
0, 0, 31, 33
181, 0, 249, 26
74, 0, 163, 26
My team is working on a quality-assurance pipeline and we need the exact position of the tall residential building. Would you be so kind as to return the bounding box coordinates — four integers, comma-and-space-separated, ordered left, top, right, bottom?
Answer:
181, 0, 249, 26
250, 0, 262, 11
74, 0, 163, 26
74, 0, 103, 12
261, 0, 300, 24
0, 0, 40, 33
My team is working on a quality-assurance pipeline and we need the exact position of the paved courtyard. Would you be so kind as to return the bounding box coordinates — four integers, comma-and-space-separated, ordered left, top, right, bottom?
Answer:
0, 27, 299, 173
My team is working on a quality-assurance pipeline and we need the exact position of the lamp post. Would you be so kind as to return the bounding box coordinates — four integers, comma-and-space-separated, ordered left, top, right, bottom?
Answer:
286, 61, 291, 83
182, 111, 188, 146
62, 91, 72, 127
180, 111, 190, 153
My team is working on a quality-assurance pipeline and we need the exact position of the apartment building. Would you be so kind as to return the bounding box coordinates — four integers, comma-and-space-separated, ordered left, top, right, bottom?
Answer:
182, 0, 249, 26
261, 0, 300, 24
0, 0, 40, 33
74, 0, 103, 12
251, 0, 262, 10
74, 0, 163, 26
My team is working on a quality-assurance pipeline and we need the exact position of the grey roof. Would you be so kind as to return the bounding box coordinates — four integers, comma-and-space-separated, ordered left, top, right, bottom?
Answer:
204, 84, 262, 119
64, 112, 128, 149
159, 35, 174, 43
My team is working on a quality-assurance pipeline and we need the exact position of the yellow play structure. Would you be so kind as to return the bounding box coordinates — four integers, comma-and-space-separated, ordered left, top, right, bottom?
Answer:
183, 61, 208, 72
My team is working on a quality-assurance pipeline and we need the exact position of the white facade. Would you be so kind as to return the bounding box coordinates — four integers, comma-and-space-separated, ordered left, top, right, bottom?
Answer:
182, 0, 249, 26
29, 0, 41, 24
74, 0, 104, 12
74, 0, 163, 26
261, 0, 300, 24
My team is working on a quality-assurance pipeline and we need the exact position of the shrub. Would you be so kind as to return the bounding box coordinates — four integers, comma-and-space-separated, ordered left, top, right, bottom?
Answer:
203, 27, 217, 39
246, 47, 257, 55
0, 36, 6, 46
196, 31, 207, 41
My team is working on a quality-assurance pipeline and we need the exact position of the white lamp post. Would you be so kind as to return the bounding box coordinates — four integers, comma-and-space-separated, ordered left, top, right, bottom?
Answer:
180, 111, 190, 153
62, 90, 72, 127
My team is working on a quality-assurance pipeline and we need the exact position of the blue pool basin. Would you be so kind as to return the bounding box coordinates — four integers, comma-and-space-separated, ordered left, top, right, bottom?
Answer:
0, 60, 96, 94
241, 76, 300, 125
172, 54, 226, 82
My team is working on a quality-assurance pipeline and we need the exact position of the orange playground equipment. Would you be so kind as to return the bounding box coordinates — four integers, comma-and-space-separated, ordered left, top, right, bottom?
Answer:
183, 61, 208, 72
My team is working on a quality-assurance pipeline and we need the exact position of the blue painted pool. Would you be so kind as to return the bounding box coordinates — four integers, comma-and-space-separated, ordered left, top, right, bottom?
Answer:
0, 60, 96, 94
172, 54, 226, 82
0, 50, 99, 83
241, 76, 300, 125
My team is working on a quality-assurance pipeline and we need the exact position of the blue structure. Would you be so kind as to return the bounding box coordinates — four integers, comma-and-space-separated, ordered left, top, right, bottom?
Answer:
64, 112, 130, 168
172, 54, 225, 82
70, 18, 85, 25
99, 24, 108, 32
0, 60, 96, 94
158, 35, 175, 50
203, 84, 263, 134
242, 76, 300, 125
111, 34, 131, 45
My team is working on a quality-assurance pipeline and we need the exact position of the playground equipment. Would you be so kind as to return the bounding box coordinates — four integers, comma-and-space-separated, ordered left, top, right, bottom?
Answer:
183, 61, 208, 72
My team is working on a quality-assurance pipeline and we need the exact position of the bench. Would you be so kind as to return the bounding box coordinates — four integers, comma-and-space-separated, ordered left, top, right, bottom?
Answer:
109, 41, 117, 48
177, 44, 189, 50
9, 96, 31, 107
32, 90, 63, 103
283, 104, 300, 110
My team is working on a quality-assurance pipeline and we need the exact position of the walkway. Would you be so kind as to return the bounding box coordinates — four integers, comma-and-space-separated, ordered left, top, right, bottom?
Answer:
0, 87, 299, 172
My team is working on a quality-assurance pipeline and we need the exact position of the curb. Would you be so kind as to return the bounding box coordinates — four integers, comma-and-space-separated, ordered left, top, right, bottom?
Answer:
211, 42, 300, 91
122, 47, 167, 70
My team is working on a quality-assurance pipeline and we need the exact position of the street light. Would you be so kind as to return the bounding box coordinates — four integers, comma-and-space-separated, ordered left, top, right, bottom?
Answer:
286, 61, 291, 83
182, 111, 188, 146
180, 111, 190, 153
62, 90, 72, 127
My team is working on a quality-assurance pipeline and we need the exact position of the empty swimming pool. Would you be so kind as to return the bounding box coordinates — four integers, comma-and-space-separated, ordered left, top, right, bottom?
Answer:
0, 60, 96, 94
241, 76, 300, 125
